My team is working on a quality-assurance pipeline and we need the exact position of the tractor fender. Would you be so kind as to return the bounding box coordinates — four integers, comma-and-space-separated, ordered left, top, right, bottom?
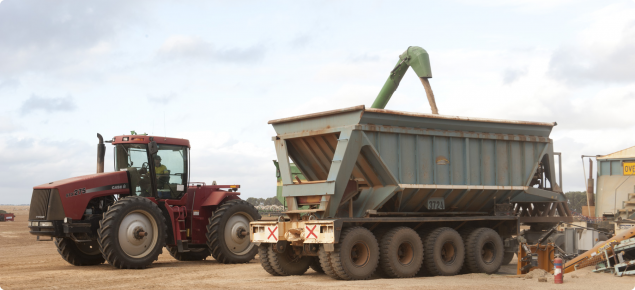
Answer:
201, 191, 240, 207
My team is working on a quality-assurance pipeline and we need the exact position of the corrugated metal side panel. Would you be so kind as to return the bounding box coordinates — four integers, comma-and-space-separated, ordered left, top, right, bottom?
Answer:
365, 130, 547, 187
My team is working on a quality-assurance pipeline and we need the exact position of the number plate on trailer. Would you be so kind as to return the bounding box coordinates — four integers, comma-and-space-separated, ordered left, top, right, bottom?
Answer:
427, 197, 445, 210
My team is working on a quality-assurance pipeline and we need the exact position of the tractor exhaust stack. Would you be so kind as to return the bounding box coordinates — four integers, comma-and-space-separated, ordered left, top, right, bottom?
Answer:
97, 133, 105, 173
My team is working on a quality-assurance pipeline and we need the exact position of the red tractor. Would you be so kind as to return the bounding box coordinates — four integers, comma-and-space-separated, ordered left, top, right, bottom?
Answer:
28, 134, 260, 269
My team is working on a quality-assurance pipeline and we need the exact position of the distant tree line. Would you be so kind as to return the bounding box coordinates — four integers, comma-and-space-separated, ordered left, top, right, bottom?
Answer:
246, 197, 282, 207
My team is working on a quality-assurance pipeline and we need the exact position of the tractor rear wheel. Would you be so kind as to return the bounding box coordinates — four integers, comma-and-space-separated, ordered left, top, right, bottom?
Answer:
423, 227, 464, 276
55, 238, 105, 266
166, 245, 211, 261
330, 227, 379, 280
98, 196, 167, 269
206, 199, 261, 264
379, 227, 424, 278
268, 244, 312, 275
464, 228, 504, 274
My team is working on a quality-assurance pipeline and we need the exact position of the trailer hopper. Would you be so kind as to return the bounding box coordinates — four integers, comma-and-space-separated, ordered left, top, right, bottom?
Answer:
268, 105, 570, 222
252, 105, 572, 280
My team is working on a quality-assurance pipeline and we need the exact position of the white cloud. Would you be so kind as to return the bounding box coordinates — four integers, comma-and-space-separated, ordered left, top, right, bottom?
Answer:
0, 136, 94, 204
549, 1, 635, 84
157, 35, 266, 63
20, 95, 77, 115
460, 0, 580, 12
0, 116, 20, 134
182, 131, 277, 198
0, 0, 148, 77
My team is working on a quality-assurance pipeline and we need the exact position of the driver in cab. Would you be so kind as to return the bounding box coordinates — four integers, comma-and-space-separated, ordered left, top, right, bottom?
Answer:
154, 155, 170, 188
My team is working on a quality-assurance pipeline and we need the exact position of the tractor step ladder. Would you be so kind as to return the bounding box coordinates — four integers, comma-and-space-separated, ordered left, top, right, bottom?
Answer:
165, 202, 190, 252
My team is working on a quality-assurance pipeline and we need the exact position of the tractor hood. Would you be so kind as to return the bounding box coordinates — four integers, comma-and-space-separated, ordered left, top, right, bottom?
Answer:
34, 171, 128, 191
30, 171, 130, 220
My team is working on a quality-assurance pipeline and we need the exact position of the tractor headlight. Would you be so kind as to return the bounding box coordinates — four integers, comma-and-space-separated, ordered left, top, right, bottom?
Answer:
30, 221, 39, 226
39, 222, 53, 227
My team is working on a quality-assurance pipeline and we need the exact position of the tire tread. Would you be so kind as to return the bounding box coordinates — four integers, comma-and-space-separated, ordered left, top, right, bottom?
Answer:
97, 196, 167, 269
205, 199, 260, 264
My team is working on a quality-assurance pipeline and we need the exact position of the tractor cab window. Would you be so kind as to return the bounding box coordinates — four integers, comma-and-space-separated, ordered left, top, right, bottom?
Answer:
152, 144, 188, 199
114, 144, 152, 197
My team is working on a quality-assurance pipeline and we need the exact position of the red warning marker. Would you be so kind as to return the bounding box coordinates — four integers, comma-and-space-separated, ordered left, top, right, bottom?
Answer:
306, 225, 318, 239
267, 226, 278, 241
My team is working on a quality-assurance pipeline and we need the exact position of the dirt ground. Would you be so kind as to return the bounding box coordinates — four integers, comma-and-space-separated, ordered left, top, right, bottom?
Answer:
1, 206, 634, 290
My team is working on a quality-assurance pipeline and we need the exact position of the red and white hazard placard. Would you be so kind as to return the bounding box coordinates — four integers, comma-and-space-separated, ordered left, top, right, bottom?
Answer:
305, 225, 319, 240
266, 226, 278, 242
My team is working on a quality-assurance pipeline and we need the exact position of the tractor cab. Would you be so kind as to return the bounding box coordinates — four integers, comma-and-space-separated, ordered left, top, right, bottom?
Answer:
111, 135, 190, 200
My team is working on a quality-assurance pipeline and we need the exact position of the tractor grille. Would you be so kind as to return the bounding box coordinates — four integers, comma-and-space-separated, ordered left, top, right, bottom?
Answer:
29, 189, 51, 220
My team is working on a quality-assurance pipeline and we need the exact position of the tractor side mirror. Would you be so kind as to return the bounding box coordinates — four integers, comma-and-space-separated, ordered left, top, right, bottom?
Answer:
148, 141, 158, 155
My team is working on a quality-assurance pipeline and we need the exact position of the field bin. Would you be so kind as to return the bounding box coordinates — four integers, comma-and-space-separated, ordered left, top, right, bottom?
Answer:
270, 105, 570, 223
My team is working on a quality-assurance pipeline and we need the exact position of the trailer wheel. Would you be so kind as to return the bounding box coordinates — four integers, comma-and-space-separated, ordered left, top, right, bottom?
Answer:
166, 245, 211, 261
206, 199, 261, 264
55, 238, 105, 266
318, 245, 340, 279
464, 228, 504, 274
379, 227, 424, 278
310, 257, 324, 273
258, 244, 280, 276
416, 228, 434, 277
98, 196, 167, 269
502, 252, 515, 265
268, 244, 311, 275
423, 227, 464, 276
330, 227, 379, 280
371, 227, 391, 278
458, 227, 476, 274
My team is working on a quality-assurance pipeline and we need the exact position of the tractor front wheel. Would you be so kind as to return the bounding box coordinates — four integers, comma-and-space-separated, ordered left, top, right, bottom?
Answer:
55, 238, 105, 266
98, 196, 167, 269
206, 199, 261, 263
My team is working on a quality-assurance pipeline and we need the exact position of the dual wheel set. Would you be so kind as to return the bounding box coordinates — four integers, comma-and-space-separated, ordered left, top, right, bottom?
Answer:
55, 196, 260, 268
260, 225, 508, 280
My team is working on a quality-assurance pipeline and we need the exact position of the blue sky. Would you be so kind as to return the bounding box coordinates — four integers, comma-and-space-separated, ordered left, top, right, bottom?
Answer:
1, 0, 635, 204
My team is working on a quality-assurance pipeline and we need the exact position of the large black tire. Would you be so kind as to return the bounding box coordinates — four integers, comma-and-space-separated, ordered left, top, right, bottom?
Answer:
502, 252, 515, 265
371, 227, 391, 278
166, 245, 211, 261
55, 238, 105, 266
98, 196, 167, 269
318, 245, 340, 279
464, 228, 504, 274
416, 227, 435, 277
268, 244, 312, 275
310, 257, 324, 273
330, 227, 379, 280
379, 227, 424, 278
206, 199, 261, 264
258, 244, 280, 276
458, 227, 476, 274
423, 227, 464, 276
